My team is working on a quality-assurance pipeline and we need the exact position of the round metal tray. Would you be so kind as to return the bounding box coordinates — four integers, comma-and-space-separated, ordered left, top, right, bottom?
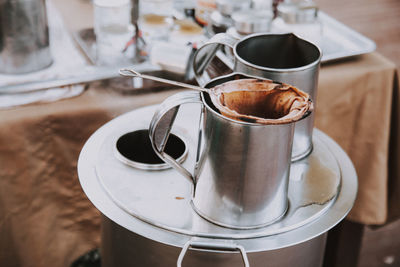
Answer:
78, 103, 357, 251
96, 104, 341, 239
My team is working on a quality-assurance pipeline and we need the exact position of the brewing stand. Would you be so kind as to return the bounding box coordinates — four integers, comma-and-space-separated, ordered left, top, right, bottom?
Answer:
78, 103, 357, 267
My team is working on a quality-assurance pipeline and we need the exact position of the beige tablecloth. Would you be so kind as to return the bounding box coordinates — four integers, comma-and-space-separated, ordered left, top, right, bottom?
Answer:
0, 53, 398, 267
316, 53, 399, 225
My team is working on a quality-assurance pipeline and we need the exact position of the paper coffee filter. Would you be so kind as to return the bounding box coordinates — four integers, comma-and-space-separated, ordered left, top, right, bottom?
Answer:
210, 78, 313, 124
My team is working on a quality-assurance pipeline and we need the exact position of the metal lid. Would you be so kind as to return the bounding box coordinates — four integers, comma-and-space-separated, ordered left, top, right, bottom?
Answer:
277, 1, 319, 24
78, 101, 357, 251
232, 10, 273, 35
216, 0, 251, 16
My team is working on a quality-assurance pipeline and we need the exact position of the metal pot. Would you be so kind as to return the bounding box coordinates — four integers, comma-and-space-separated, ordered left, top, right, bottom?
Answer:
101, 215, 327, 266
78, 96, 357, 267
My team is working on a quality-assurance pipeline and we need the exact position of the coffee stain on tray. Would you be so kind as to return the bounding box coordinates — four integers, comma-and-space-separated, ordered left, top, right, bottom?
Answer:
175, 197, 185, 200
290, 155, 341, 209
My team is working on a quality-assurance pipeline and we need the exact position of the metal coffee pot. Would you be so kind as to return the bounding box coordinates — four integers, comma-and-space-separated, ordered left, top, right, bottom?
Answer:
0, 0, 53, 74
149, 74, 312, 229
193, 33, 322, 160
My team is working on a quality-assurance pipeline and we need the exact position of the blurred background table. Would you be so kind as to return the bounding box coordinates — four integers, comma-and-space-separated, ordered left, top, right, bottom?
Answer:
0, 0, 399, 267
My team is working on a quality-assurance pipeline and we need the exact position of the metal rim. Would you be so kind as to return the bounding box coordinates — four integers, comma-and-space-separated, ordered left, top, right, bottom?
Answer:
291, 143, 314, 162
201, 92, 269, 127
191, 199, 289, 230
202, 82, 312, 127
233, 33, 322, 73
113, 130, 189, 171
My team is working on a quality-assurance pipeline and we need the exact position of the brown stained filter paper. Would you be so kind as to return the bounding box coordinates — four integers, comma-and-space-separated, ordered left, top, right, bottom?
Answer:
210, 79, 312, 124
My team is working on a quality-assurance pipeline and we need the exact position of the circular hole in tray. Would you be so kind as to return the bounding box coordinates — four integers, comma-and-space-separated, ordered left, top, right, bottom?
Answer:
115, 129, 187, 170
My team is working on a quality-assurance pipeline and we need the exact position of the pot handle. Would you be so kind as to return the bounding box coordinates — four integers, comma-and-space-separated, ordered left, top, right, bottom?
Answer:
177, 240, 250, 267
193, 33, 238, 87
149, 91, 203, 186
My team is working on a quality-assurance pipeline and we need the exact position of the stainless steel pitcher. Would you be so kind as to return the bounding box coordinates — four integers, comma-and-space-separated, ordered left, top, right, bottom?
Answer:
193, 33, 321, 161
0, 0, 53, 74
149, 76, 312, 229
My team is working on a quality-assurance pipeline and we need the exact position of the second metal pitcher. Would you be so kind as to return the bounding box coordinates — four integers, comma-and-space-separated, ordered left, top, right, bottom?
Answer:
193, 33, 321, 161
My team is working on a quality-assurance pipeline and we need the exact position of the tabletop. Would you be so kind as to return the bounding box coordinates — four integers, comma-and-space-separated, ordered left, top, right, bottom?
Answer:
0, 1, 399, 266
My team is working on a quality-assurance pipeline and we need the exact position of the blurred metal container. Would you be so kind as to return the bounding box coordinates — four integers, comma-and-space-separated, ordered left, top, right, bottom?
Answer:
231, 9, 273, 35
210, 0, 251, 34
272, 0, 322, 47
0, 0, 52, 74
216, 0, 250, 16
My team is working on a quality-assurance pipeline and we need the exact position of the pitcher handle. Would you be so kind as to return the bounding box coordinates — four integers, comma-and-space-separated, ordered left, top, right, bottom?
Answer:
193, 33, 238, 87
149, 91, 203, 186
177, 240, 250, 267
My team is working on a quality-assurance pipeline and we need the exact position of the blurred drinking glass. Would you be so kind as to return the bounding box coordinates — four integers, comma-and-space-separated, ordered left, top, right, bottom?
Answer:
93, 0, 135, 66
271, 0, 323, 47
139, 0, 174, 45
